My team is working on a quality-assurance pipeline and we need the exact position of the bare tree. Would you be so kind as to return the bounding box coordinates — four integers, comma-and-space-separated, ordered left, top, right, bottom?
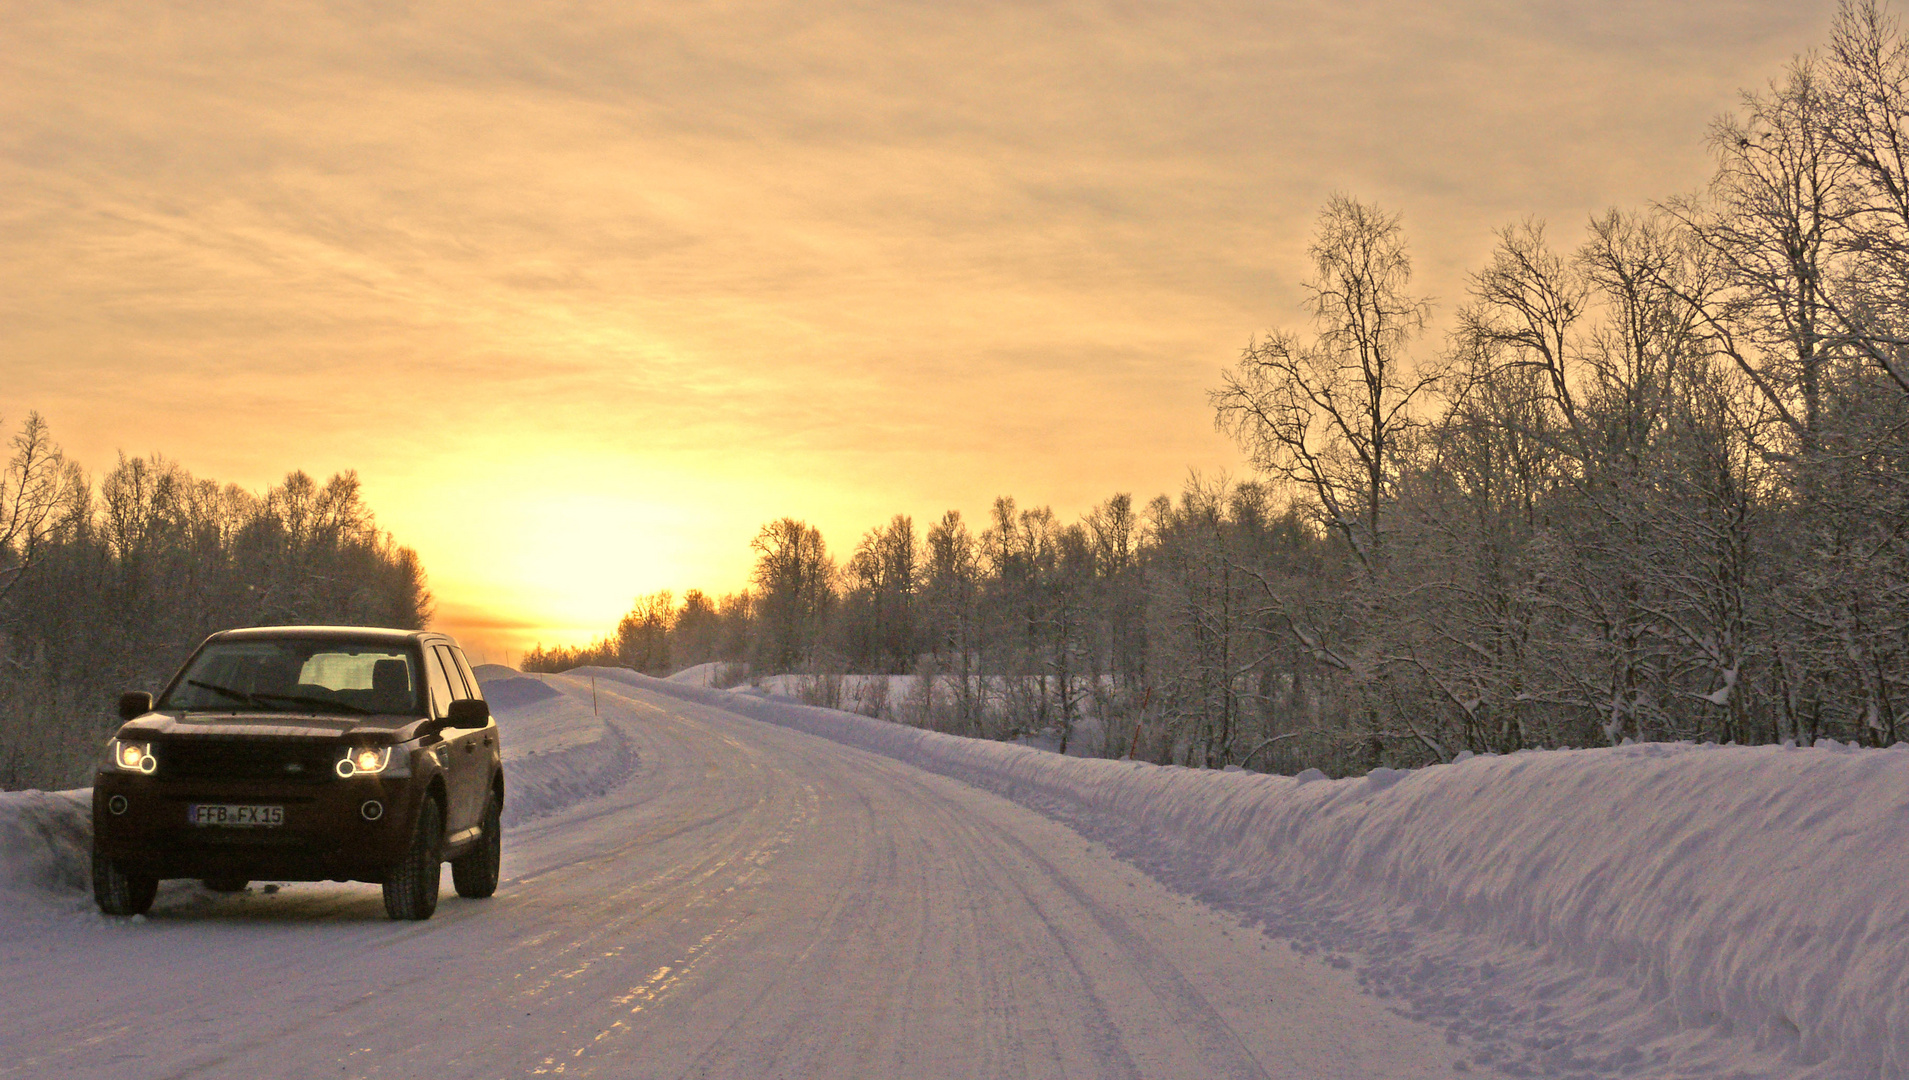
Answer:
0, 414, 74, 604
843, 515, 919, 673
1, 423, 433, 790
1214, 195, 1437, 570
1825, 0, 1909, 397
1664, 57, 1846, 450
616, 591, 675, 674
922, 510, 982, 732
672, 589, 722, 668
749, 518, 835, 674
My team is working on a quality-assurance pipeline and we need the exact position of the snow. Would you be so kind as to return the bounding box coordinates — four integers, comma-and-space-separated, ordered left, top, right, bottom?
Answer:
470, 667, 640, 825
0, 788, 90, 903
599, 668, 1909, 1078
664, 660, 727, 686
5, 663, 1908, 1076
474, 669, 563, 710
0, 670, 1462, 1078
674, 667, 1118, 754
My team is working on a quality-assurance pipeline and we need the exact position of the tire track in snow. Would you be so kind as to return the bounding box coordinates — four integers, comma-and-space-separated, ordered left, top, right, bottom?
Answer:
891, 760, 1266, 1080
0, 674, 1461, 1080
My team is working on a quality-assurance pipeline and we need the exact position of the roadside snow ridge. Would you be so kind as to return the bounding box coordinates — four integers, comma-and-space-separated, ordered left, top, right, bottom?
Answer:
615, 670, 1909, 1079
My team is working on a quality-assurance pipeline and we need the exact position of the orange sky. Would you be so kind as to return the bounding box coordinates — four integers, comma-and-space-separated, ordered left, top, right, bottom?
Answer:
2, 0, 1834, 661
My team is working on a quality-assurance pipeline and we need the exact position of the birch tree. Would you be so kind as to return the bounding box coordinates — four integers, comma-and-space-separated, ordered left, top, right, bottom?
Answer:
1213, 195, 1437, 570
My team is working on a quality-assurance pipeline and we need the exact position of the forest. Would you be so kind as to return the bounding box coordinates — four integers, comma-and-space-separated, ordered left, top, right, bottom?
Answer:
529, 2, 1909, 777
0, 415, 433, 790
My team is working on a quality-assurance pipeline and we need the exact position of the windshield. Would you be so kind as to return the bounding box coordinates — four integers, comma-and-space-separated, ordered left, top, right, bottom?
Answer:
160, 640, 423, 716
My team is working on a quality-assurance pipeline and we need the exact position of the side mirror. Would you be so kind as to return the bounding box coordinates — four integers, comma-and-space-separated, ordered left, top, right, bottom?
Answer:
445, 698, 491, 729
118, 691, 154, 721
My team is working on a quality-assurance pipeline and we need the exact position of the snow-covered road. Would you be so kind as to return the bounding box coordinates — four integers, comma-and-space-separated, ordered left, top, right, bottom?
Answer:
0, 674, 1458, 1079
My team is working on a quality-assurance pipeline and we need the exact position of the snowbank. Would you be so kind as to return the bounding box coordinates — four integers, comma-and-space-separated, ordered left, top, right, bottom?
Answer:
664, 661, 725, 686
667, 667, 1119, 754
0, 789, 90, 905
475, 668, 639, 825
475, 671, 562, 710
611, 669, 1909, 1078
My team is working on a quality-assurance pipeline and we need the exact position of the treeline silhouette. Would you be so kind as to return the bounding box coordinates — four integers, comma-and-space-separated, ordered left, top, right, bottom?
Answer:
0, 413, 433, 789
535, 3, 1909, 775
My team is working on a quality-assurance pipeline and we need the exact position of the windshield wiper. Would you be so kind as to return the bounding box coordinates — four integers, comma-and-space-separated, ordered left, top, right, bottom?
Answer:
182, 681, 367, 715
253, 691, 370, 715
186, 679, 266, 708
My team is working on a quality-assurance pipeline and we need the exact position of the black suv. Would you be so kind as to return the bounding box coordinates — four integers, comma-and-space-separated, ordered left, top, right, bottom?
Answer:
92, 626, 505, 920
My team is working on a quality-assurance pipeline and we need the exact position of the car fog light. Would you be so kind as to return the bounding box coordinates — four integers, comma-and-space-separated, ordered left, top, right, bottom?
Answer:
361, 800, 384, 821
108, 795, 128, 815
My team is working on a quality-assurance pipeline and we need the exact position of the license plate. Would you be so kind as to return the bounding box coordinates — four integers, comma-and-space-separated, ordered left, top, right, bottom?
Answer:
187, 804, 284, 828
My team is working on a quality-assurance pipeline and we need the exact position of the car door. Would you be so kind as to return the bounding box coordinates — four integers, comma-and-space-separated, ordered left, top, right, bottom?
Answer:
427, 645, 487, 837
447, 646, 500, 792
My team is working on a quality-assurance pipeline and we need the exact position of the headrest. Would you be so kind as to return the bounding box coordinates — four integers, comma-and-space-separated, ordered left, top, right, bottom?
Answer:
253, 657, 301, 690
372, 658, 411, 695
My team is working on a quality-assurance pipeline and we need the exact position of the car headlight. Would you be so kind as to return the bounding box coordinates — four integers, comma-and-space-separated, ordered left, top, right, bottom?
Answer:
109, 739, 157, 775
335, 746, 392, 778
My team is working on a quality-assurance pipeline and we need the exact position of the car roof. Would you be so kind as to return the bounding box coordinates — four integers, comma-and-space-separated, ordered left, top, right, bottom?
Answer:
208, 626, 446, 647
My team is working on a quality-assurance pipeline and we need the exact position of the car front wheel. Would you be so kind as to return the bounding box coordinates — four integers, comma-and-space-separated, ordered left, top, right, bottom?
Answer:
382, 796, 442, 921
93, 847, 157, 917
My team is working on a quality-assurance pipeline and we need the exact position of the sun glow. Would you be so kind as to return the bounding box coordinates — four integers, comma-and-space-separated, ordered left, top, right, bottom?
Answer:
370, 458, 772, 662
3, 0, 1829, 670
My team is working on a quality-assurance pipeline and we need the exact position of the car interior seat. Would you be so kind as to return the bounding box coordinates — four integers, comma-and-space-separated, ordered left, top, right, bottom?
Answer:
371, 658, 413, 714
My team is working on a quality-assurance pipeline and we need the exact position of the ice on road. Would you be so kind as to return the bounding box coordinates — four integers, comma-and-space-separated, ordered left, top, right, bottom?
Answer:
0, 674, 1456, 1079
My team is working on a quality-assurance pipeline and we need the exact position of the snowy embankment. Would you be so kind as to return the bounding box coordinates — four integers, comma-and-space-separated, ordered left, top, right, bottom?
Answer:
667, 663, 1113, 754
607, 667, 1909, 1078
0, 788, 91, 908
469, 666, 640, 825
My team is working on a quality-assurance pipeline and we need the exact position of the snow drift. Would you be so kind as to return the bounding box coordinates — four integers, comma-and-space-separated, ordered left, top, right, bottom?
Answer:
470, 667, 638, 825
475, 672, 563, 710
0, 788, 90, 903
605, 668, 1909, 1078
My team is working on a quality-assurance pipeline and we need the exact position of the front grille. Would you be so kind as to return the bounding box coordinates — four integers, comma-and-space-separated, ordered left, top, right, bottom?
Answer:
155, 737, 340, 783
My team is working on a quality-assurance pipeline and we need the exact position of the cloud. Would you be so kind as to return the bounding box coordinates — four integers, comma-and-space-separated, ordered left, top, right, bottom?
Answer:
0, 0, 1836, 643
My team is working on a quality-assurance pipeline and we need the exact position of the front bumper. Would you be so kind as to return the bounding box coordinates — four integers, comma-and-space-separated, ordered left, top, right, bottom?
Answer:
93, 771, 425, 883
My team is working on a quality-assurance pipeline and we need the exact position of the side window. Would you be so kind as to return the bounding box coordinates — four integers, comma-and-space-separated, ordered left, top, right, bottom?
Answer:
449, 648, 485, 704
435, 645, 473, 699
424, 649, 457, 718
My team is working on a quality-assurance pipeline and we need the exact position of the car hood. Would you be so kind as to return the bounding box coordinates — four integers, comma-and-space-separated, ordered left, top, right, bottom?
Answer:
116, 711, 424, 743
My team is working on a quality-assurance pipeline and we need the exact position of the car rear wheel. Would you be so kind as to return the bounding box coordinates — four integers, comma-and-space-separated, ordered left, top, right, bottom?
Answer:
382, 796, 442, 921
451, 795, 501, 899
93, 847, 157, 917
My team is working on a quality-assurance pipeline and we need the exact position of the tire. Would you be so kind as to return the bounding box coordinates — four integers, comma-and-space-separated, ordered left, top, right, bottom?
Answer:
382, 796, 442, 921
201, 877, 248, 893
451, 794, 502, 899
93, 847, 158, 917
